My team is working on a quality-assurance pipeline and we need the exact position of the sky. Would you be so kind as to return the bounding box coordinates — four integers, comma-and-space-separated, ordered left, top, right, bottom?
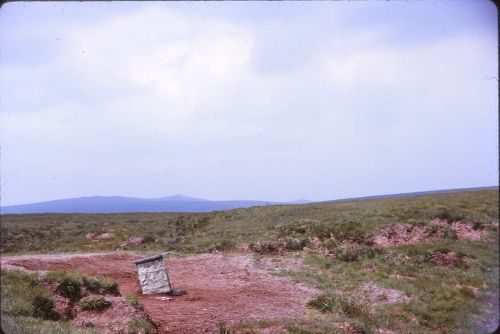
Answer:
0, 1, 498, 205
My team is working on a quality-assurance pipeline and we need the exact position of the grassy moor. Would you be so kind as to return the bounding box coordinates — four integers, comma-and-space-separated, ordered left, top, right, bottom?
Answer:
1, 189, 498, 333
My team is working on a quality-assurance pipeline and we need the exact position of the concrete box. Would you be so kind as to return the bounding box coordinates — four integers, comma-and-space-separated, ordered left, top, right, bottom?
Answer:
134, 254, 171, 294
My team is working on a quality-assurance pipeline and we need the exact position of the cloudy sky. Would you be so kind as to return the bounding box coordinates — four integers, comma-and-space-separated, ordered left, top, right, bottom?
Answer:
1, 1, 497, 205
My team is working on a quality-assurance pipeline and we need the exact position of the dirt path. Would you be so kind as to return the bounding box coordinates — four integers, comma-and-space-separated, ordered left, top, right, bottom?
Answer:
1, 252, 319, 333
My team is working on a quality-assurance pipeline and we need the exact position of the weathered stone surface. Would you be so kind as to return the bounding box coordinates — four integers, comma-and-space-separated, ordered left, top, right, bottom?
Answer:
135, 255, 171, 294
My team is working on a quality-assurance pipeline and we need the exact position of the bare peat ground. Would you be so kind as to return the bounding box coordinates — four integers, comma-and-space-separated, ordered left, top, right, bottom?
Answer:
1, 252, 319, 334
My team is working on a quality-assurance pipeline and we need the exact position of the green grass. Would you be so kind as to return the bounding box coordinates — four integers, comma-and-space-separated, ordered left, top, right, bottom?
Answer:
1, 270, 57, 320
308, 291, 368, 317
44, 271, 120, 302
1, 189, 497, 255
1, 189, 498, 333
217, 322, 234, 334
0, 270, 102, 333
79, 296, 111, 311
82, 275, 120, 295
125, 294, 144, 310
1, 315, 100, 334
277, 236, 498, 333
127, 317, 156, 334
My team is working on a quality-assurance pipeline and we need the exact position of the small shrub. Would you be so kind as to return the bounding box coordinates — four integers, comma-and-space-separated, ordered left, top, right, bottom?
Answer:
32, 294, 58, 320
331, 222, 367, 243
440, 225, 458, 240
80, 296, 112, 311
197, 216, 211, 227
7, 270, 38, 287
249, 240, 282, 254
336, 244, 381, 262
143, 235, 156, 244
430, 207, 465, 222
336, 244, 362, 262
83, 276, 120, 295
277, 219, 369, 245
125, 294, 144, 310
47, 271, 119, 299
282, 237, 309, 251
46, 271, 83, 302
307, 291, 367, 317
303, 220, 334, 239
435, 247, 451, 254
128, 317, 156, 334
1, 272, 30, 316
82, 276, 101, 292
217, 322, 233, 334
323, 238, 339, 251
276, 220, 314, 236
210, 239, 236, 252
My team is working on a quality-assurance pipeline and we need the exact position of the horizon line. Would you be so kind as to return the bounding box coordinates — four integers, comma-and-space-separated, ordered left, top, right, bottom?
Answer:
1, 185, 498, 208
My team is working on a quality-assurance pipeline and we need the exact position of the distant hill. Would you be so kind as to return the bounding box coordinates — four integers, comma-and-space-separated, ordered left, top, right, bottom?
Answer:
1, 186, 496, 214
0, 195, 281, 214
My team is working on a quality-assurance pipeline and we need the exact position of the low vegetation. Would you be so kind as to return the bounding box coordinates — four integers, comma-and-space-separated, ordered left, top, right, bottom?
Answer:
127, 317, 156, 334
82, 275, 119, 295
308, 292, 367, 317
79, 296, 111, 311
125, 294, 144, 311
45, 271, 120, 302
1, 189, 498, 333
0, 270, 100, 334
217, 322, 234, 334
0, 316, 100, 334
1, 189, 497, 255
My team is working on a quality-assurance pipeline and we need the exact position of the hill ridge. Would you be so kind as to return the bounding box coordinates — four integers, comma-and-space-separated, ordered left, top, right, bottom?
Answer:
1, 186, 497, 214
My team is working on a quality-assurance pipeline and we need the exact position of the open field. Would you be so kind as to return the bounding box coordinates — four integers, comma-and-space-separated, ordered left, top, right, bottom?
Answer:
1, 189, 498, 333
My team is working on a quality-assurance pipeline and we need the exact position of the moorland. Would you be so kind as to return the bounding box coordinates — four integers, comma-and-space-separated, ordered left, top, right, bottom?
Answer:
1, 188, 498, 334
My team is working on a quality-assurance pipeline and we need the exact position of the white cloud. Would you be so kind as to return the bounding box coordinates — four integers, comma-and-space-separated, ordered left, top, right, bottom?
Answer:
1, 2, 497, 204
61, 6, 253, 120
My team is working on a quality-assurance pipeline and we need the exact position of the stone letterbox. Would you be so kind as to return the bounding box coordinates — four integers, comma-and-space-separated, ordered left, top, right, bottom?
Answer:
134, 254, 171, 294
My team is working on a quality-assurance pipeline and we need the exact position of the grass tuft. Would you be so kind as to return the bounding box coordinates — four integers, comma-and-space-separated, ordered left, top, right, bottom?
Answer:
127, 317, 156, 334
46, 271, 83, 302
308, 291, 368, 317
82, 275, 120, 295
217, 321, 234, 334
125, 293, 144, 310
79, 296, 111, 311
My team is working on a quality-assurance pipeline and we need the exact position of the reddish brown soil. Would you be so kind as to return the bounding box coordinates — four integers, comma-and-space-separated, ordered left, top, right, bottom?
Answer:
425, 251, 465, 266
71, 295, 154, 333
450, 221, 484, 241
371, 223, 436, 247
431, 219, 487, 241
372, 219, 488, 247
1, 253, 318, 333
